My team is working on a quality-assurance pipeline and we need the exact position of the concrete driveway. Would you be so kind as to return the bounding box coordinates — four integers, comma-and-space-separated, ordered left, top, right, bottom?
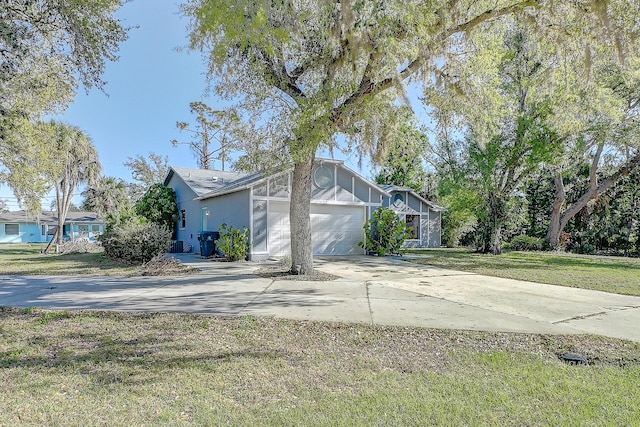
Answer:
1, 254, 639, 342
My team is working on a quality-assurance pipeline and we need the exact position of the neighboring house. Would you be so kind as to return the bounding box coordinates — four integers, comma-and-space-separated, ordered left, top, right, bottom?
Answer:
0, 211, 105, 244
379, 185, 446, 248
165, 159, 444, 259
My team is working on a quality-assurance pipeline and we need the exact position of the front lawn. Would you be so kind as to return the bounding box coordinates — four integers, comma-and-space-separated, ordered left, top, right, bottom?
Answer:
1, 309, 639, 426
406, 248, 640, 296
0, 243, 194, 276
0, 243, 140, 276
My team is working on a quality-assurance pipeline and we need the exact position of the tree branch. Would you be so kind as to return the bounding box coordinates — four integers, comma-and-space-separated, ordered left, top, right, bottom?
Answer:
589, 139, 604, 189
445, 1, 539, 38
330, 0, 540, 125
266, 58, 305, 100
559, 150, 640, 230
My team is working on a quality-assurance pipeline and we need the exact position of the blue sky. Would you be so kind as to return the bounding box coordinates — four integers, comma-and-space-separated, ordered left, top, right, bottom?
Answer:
0, 0, 394, 210
1, 0, 203, 209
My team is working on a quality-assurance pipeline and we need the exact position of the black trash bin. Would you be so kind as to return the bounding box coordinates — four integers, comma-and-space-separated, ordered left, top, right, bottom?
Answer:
198, 231, 220, 257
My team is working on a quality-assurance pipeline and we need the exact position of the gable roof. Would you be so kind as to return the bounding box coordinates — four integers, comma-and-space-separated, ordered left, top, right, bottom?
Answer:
379, 184, 446, 211
164, 167, 251, 198
0, 211, 102, 224
164, 159, 394, 203
194, 158, 391, 201
387, 199, 421, 215
196, 172, 265, 200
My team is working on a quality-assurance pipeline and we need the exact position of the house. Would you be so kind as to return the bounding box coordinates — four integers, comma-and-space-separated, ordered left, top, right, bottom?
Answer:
0, 211, 105, 244
379, 185, 446, 248
164, 159, 443, 259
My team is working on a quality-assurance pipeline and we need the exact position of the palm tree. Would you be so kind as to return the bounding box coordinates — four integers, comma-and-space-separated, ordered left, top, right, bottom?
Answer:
81, 176, 130, 218
43, 122, 102, 252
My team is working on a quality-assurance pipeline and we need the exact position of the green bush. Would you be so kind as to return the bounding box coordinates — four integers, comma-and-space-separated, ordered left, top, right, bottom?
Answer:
358, 207, 411, 256
576, 243, 597, 255
215, 223, 249, 261
135, 184, 179, 238
509, 235, 544, 251
100, 219, 172, 264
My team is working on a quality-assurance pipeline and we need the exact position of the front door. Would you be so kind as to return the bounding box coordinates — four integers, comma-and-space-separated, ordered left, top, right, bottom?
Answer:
200, 207, 209, 231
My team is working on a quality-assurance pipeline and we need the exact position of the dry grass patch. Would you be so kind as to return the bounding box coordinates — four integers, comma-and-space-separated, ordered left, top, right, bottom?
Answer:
1, 309, 639, 426
0, 244, 198, 277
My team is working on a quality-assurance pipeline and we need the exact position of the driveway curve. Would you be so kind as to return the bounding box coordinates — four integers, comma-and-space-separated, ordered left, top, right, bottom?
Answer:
1, 254, 639, 343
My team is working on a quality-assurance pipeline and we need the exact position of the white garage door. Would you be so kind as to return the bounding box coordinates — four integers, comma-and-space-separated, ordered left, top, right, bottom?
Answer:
268, 202, 365, 256
268, 202, 291, 257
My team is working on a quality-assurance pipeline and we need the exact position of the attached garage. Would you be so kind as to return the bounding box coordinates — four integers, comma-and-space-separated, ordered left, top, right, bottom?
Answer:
268, 202, 366, 256
310, 204, 366, 255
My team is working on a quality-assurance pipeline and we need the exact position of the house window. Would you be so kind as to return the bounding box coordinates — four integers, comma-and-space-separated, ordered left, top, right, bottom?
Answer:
91, 225, 100, 233
201, 207, 209, 231
41, 224, 47, 236
254, 183, 267, 197
78, 224, 90, 237
269, 175, 289, 197
393, 193, 405, 207
405, 215, 420, 240
313, 165, 333, 189
5, 224, 19, 235
180, 209, 187, 229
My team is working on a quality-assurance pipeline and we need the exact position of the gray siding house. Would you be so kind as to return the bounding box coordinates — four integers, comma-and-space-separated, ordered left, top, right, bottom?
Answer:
165, 159, 443, 259
380, 185, 445, 248
163, 167, 254, 254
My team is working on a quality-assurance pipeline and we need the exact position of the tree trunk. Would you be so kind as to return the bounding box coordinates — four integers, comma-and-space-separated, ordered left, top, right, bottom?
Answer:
56, 182, 71, 245
43, 178, 74, 253
42, 229, 59, 254
489, 224, 503, 255
289, 152, 315, 275
547, 174, 566, 250
480, 192, 506, 255
546, 152, 640, 250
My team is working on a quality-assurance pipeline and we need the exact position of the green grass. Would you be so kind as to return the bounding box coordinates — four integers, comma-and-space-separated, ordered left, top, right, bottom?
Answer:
0, 243, 143, 276
1, 309, 639, 426
406, 248, 640, 296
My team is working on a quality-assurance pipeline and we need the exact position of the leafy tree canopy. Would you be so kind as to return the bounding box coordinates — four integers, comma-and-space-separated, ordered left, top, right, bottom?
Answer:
0, 119, 101, 217
374, 114, 429, 194
0, 0, 129, 119
123, 153, 170, 200
81, 176, 131, 218
135, 183, 179, 236
171, 102, 234, 170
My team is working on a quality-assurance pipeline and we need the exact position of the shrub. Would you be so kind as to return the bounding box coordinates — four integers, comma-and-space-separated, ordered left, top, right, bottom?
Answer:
509, 235, 544, 251
100, 219, 172, 264
135, 184, 179, 238
358, 207, 411, 256
576, 243, 597, 255
215, 223, 249, 261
